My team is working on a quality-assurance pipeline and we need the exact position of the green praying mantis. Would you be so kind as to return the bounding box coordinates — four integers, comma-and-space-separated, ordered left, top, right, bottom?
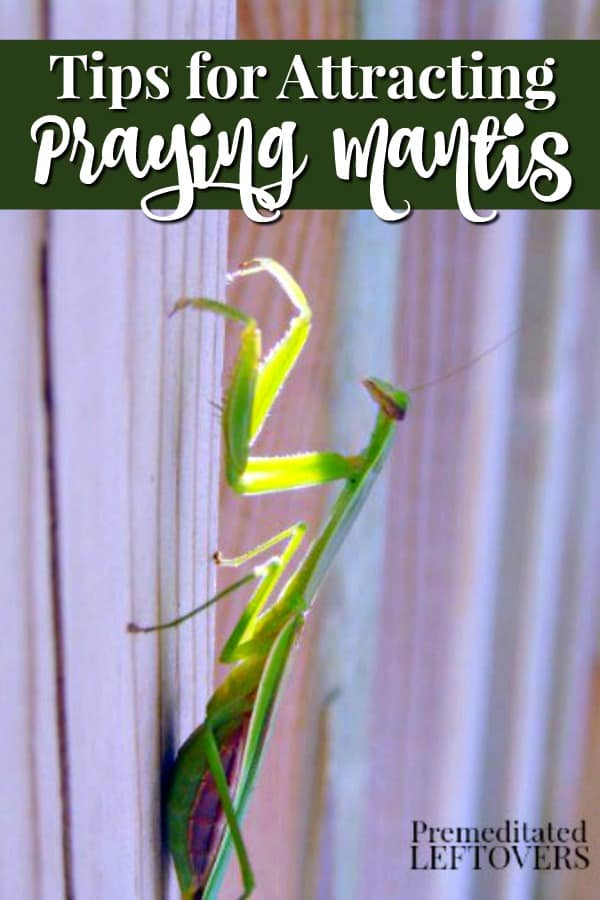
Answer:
129, 258, 409, 898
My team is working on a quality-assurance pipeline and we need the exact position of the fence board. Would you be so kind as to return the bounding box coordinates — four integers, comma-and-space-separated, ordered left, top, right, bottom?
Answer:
46, 199, 229, 897
0, 4, 232, 900
0, 0, 65, 893
46, 217, 228, 899
0, 210, 66, 898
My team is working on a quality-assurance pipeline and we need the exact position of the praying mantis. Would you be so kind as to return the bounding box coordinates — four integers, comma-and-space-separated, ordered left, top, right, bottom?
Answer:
129, 258, 409, 898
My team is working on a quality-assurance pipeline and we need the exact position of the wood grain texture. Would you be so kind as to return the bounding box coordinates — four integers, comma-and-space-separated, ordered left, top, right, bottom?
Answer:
318, 212, 404, 900
1, 8, 62, 900
0, 4, 232, 900
331, 8, 597, 900
314, 8, 416, 899
0, 210, 65, 899
45, 207, 228, 900
572, 663, 600, 900
355, 211, 499, 900
237, 1, 352, 39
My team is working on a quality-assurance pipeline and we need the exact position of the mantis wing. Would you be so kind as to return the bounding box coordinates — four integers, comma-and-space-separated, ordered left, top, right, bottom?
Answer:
202, 613, 304, 899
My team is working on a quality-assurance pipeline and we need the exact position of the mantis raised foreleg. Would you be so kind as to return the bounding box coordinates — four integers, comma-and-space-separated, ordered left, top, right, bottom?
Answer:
173, 258, 358, 495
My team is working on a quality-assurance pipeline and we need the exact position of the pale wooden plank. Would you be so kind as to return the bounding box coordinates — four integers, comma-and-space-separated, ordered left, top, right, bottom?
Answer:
539, 214, 600, 900
560, 217, 600, 900
49, 210, 143, 898
572, 667, 600, 900
434, 211, 527, 900
0, 7, 64, 900
355, 203, 598, 900
538, 19, 600, 900
316, 8, 419, 899
0, 1, 40, 35
317, 211, 404, 900
355, 210, 488, 900
468, 214, 595, 900
500, 214, 583, 900
0, 211, 65, 899
46, 3, 232, 898
126, 211, 227, 900
349, 6, 600, 900
47, 214, 228, 900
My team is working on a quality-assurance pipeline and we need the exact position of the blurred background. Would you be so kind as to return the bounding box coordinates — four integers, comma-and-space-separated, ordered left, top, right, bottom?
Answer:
2, 2, 598, 900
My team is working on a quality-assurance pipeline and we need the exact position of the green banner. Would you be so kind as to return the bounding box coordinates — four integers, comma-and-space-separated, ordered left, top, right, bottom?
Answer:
2, 40, 598, 221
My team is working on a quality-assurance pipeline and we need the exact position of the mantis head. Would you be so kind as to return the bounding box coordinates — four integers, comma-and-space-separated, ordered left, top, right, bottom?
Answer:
363, 377, 409, 421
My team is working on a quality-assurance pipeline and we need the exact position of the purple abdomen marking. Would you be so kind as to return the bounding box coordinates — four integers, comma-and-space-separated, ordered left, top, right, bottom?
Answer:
188, 718, 250, 891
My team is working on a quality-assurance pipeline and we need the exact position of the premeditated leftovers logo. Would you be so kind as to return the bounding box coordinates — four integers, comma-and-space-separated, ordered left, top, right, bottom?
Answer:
411, 820, 589, 871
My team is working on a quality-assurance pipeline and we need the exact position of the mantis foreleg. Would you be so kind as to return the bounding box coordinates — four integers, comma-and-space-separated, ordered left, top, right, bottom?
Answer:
174, 258, 359, 495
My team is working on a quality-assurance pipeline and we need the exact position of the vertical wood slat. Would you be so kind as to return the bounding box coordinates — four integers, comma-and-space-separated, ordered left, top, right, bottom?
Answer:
45, 222, 226, 895
49, 211, 141, 898
437, 211, 528, 900
356, 209, 487, 900
495, 213, 587, 900
320, 211, 403, 900
355, 210, 597, 900
0, 210, 65, 899
318, 6, 418, 900
559, 217, 600, 900
350, 7, 598, 900
31, 0, 233, 898
540, 21, 600, 900
45, 206, 227, 899
1, 7, 62, 900
537, 214, 600, 900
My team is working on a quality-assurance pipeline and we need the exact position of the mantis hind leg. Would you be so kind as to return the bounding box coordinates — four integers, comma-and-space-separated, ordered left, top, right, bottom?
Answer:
202, 726, 255, 899
203, 616, 303, 900
127, 570, 263, 634
129, 522, 306, 662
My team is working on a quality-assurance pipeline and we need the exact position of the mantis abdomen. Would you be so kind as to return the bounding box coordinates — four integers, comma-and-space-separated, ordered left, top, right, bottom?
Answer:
168, 713, 253, 897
